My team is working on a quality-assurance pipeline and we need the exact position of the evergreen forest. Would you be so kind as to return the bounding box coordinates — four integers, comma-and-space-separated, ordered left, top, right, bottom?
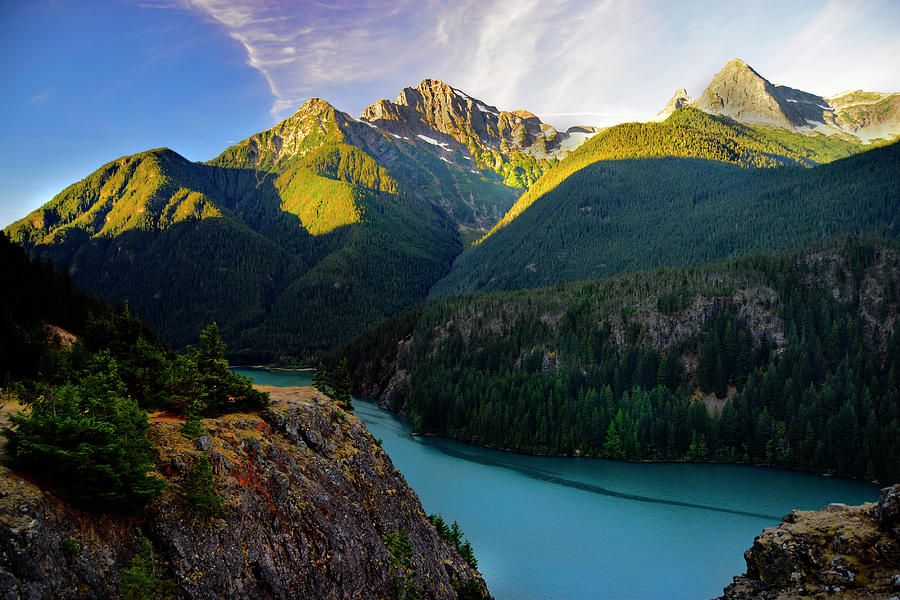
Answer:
479, 107, 871, 243
342, 237, 900, 483
1, 233, 267, 509
433, 139, 900, 296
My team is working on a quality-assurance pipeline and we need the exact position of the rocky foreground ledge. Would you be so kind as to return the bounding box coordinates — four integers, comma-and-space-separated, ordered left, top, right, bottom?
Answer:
0, 386, 489, 599
718, 484, 900, 600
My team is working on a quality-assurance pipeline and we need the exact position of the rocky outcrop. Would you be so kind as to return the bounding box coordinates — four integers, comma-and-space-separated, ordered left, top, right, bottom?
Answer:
359, 79, 598, 189
0, 386, 490, 599
361, 78, 585, 159
655, 88, 692, 120
718, 485, 900, 599
692, 59, 807, 129
661, 59, 900, 142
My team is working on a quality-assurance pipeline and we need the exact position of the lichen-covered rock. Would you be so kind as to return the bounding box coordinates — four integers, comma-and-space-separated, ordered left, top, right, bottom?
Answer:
878, 485, 900, 531
0, 386, 490, 599
718, 493, 900, 600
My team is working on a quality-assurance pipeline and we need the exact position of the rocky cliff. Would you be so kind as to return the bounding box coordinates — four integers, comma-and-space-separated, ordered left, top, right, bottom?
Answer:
0, 386, 489, 599
361, 78, 599, 188
718, 485, 900, 599
361, 78, 594, 159
655, 88, 692, 120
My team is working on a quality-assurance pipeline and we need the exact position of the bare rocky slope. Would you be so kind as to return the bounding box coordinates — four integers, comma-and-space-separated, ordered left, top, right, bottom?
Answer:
659, 59, 900, 142
0, 386, 489, 600
718, 484, 900, 599
361, 78, 600, 189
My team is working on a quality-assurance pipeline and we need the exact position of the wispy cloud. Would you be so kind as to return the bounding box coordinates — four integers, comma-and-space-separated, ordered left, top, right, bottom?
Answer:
178, 0, 900, 127
180, 0, 660, 123
183, 0, 442, 117
430, 0, 660, 125
27, 90, 53, 106
769, 0, 900, 95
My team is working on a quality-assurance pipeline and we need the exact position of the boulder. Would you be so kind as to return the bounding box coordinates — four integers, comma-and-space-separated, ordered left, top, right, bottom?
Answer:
877, 485, 900, 530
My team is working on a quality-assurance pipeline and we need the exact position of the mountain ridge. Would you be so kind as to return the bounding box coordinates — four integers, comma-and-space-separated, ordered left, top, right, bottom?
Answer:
658, 59, 900, 142
431, 139, 899, 297
468, 106, 869, 251
360, 78, 600, 189
5, 66, 895, 359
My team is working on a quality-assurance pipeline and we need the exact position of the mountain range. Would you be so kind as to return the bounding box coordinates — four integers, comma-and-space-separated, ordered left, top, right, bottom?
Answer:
657, 59, 900, 142
5, 59, 899, 359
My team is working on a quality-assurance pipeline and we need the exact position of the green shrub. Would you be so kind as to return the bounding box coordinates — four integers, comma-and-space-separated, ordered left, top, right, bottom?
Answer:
383, 531, 420, 600
119, 537, 176, 600
181, 452, 224, 521
3, 353, 164, 510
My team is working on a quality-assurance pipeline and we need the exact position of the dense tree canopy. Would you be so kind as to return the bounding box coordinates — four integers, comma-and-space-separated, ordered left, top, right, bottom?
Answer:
2, 233, 268, 509
350, 237, 900, 483
433, 140, 900, 296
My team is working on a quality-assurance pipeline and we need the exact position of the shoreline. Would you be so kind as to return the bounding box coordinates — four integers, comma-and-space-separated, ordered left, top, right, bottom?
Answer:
234, 365, 315, 372
247, 372, 882, 488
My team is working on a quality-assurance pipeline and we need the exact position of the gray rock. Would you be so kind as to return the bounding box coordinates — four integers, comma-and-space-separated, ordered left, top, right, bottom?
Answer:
878, 485, 900, 529
0, 390, 491, 600
820, 555, 855, 585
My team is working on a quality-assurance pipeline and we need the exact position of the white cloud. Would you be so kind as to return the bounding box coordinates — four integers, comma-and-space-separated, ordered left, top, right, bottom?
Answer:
180, 0, 900, 126
179, 0, 661, 122
184, 0, 441, 118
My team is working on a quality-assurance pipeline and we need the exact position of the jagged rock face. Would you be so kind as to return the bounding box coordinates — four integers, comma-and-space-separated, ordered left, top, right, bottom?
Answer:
693, 59, 797, 129
878, 484, 900, 531
665, 59, 900, 141
0, 386, 490, 600
718, 485, 900, 599
826, 92, 900, 141
655, 87, 692, 120
361, 78, 594, 160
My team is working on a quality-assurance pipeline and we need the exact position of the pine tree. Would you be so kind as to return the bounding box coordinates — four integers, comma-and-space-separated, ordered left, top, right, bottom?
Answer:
119, 537, 176, 600
603, 417, 625, 459
180, 400, 205, 439
181, 453, 224, 521
383, 531, 420, 600
312, 362, 330, 397
4, 354, 165, 510
331, 357, 353, 411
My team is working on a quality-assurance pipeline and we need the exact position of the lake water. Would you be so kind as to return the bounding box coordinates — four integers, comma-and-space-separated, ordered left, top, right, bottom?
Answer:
236, 368, 881, 600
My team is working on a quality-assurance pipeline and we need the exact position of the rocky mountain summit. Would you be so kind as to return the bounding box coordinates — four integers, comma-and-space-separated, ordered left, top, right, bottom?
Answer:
361, 78, 599, 188
0, 386, 489, 599
362, 78, 596, 159
655, 87, 692, 120
659, 59, 900, 142
718, 484, 900, 599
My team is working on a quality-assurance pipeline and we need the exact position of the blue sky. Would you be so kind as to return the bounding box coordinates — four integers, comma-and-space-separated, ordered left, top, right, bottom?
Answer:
2, 0, 899, 228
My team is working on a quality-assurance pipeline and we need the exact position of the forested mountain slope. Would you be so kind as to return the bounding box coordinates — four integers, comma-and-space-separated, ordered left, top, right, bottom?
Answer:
341, 237, 900, 483
431, 137, 898, 296
5, 89, 888, 361
0, 234, 489, 600
0, 231, 160, 384
5, 98, 499, 360
474, 107, 866, 245
208, 97, 519, 233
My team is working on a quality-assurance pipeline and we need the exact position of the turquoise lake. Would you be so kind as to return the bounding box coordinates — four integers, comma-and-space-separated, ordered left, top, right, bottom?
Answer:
236, 368, 881, 600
